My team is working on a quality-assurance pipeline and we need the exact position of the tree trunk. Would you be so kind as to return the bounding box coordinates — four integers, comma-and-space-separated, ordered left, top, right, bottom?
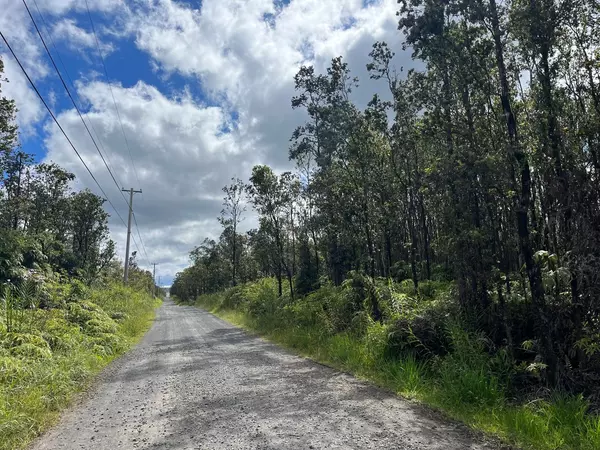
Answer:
419, 196, 431, 280
232, 222, 237, 287
489, 0, 558, 385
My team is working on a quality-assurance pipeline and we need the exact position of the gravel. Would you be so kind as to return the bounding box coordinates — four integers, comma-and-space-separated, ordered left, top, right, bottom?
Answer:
31, 299, 500, 449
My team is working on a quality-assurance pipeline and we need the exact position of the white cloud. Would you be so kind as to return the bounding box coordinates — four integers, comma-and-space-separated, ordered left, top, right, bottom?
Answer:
131, 0, 408, 166
0, 0, 49, 132
0, 0, 124, 131
42, 80, 260, 280
126, 0, 412, 282
33, 0, 123, 15
1, 57, 45, 133
5, 0, 414, 283
53, 19, 115, 56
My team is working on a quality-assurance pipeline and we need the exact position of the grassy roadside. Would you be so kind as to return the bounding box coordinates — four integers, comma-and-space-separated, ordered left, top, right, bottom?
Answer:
188, 279, 600, 450
0, 282, 161, 450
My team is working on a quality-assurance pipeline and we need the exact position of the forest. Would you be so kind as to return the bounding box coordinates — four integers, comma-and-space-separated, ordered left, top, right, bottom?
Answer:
0, 57, 159, 450
172, 1, 600, 448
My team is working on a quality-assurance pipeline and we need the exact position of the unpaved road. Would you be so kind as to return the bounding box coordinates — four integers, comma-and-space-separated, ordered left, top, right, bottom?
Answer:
32, 299, 497, 450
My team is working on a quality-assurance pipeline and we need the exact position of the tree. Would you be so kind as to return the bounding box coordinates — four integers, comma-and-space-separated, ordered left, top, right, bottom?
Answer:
218, 178, 246, 287
68, 189, 115, 280
247, 165, 298, 298
173, 3, 600, 389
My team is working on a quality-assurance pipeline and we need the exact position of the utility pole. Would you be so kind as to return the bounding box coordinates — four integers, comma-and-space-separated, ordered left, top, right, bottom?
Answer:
122, 188, 142, 283
152, 262, 157, 297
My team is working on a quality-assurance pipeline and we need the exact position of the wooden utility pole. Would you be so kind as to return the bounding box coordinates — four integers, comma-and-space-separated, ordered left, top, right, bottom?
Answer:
122, 188, 142, 283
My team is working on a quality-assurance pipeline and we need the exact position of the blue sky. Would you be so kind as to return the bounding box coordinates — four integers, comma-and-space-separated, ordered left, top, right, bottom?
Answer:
2, 0, 408, 285
19, 3, 207, 161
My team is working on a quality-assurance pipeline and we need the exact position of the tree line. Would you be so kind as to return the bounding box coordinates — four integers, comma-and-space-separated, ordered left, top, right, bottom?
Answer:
176, 0, 600, 388
0, 57, 153, 289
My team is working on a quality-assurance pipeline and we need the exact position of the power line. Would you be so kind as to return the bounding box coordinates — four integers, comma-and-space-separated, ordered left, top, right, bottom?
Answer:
133, 212, 150, 265
122, 188, 142, 282
81, 1, 151, 270
0, 29, 129, 230
84, 0, 142, 191
30, 0, 123, 190
22, 0, 128, 206
25, 0, 148, 269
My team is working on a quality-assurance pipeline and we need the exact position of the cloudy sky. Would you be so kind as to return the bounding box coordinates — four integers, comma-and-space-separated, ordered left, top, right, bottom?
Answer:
1, 0, 410, 285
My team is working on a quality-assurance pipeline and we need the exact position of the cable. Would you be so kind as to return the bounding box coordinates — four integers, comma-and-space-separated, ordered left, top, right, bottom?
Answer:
0, 30, 130, 230
129, 233, 144, 267
30, 0, 123, 190
84, 0, 142, 191
22, 0, 128, 207
23, 1, 147, 268
133, 212, 151, 266
83, 0, 151, 269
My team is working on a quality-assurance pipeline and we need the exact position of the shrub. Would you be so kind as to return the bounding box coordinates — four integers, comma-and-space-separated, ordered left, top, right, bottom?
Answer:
386, 312, 450, 360
221, 286, 246, 310
349, 310, 372, 336
0, 281, 158, 450
10, 343, 52, 360
110, 312, 128, 322
85, 318, 118, 336
243, 279, 280, 318
40, 317, 80, 352
90, 333, 125, 355
0, 356, 31, 383
437, 327, 505, 408
1, 333, 52, 360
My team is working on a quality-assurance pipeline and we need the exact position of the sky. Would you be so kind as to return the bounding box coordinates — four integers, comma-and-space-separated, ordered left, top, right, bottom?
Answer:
1, 0, 411, 286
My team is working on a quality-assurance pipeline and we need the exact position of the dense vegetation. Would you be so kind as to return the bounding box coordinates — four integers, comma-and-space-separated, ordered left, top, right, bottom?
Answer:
191, 279, 600, 450
0, 58, 160, 449
172, 1, 600, 448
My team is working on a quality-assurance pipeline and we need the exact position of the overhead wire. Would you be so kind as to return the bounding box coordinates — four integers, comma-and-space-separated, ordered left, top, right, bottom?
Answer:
21, 0, 148, 268
30, 0, 123, 189
0, 29, 129, 230
22, 0, 128, 206
133, 212, 151, 266
83, 0, 142, 192
14, 1, 152, 270
83, 0, 153, 269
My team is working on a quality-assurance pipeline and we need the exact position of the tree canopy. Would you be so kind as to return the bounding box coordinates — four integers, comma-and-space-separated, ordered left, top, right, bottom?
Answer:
172, 0, 600, 389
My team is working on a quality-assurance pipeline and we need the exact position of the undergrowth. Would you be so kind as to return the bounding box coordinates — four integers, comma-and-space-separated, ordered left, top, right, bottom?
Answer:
0, 281, 160, 450
186, 277, 600, 450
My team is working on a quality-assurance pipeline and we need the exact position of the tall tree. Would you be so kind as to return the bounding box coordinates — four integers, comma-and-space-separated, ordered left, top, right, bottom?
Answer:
218, 178, 246, 287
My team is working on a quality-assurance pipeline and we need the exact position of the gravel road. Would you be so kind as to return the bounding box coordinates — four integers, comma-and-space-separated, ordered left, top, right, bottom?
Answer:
31, 299, 498, 450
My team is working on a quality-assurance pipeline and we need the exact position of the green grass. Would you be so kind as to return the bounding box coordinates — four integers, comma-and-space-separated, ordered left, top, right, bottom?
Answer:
0, 283, 160, 450
191, 283, 600, 450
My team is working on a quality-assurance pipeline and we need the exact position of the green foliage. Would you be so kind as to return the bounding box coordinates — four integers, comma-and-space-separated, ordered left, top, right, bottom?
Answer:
192, 277, 600, 450
0, 60, 115, 286
437, 327, 504, 408
0, 281, 158, 450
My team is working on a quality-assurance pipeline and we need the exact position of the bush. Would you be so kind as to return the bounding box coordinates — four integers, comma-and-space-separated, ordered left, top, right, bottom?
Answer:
242, 278, 280, 319
221, 286, 246, 310
1, 332, 49, 351
0, 356, 31, 383
0, 281, 158, 450
386, 312, 450, 360
40, 317, 80, 352
85, 318, 118, 336
437, 327, 505, 408
10, 343, 52, 360
90, 333, 125, 355
66, 301, 110, 326
110, 312, 128, 322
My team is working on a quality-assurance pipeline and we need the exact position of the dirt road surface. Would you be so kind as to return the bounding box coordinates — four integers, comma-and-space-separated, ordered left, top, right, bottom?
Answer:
31, 300, 497, 449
